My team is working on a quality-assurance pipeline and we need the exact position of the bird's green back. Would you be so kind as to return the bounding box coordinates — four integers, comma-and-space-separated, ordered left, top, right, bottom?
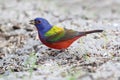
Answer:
44, 25, 81, 43
45, 25, 65, 42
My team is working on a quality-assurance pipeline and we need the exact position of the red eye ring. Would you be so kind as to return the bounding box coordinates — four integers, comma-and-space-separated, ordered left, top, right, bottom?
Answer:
35, 20, 41, 24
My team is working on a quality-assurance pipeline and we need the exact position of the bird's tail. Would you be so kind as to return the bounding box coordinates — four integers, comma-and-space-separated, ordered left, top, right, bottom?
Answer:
79, 30, 103, 36
84, 30, 103, 34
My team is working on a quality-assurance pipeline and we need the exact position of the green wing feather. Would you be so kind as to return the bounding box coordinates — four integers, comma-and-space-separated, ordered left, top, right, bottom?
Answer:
45, 25, 65, 42
57, 28, 80, 41
45, 25, 103, 43
45, 26, 81, 43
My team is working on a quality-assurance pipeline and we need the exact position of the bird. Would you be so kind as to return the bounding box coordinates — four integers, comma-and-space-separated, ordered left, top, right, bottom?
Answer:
30, 17, 103, 50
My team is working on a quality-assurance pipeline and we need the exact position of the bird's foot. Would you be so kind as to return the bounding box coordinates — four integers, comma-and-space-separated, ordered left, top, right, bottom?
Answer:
47, 48, 69, 56
58, 49, 66, 53
47, 48, 61, 56
57, 49, 69, 53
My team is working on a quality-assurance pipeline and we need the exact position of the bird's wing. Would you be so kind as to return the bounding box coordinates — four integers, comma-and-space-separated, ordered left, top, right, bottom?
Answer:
44, 25, 65, 42
45, 26, 81, 43
58, 28, 81, 41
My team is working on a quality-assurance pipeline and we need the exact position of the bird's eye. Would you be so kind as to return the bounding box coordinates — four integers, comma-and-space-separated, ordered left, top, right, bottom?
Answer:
36, 20, 41, 24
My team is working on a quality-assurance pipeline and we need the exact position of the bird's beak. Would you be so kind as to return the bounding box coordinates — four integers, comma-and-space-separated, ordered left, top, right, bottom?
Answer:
29, 20, 35, 25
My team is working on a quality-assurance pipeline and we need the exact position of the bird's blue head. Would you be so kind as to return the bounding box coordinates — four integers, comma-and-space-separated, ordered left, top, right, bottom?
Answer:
30, 17, 52, 34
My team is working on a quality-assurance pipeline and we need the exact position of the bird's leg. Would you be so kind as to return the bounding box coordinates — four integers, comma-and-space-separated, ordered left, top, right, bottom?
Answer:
47, 48, 69, 56
58, 48, 69, 53
47, 48, 65, 56
58, 49, 66, 53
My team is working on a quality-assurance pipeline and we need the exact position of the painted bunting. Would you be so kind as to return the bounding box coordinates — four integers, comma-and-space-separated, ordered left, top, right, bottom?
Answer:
30, 17, 103, 49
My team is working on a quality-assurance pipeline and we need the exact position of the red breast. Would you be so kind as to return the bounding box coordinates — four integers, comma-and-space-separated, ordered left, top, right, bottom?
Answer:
39, 36, 80, 49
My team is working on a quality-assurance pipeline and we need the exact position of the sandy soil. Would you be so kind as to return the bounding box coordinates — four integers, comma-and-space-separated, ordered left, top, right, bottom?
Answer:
0, 0, 120, 80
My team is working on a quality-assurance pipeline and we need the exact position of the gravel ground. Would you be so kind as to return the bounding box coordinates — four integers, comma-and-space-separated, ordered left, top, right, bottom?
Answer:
0, 0, 120, 80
